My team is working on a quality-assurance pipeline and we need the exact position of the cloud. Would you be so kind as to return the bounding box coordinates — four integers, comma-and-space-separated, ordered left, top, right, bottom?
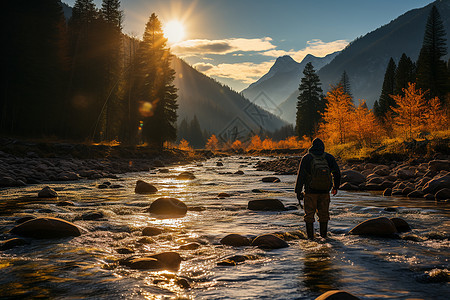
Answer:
194, 61, 275, 84
172, 37, 276, 56
262, 39, 348, 61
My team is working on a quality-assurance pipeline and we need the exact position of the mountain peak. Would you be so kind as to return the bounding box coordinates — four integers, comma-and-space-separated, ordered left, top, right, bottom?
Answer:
270, 55, 299, 72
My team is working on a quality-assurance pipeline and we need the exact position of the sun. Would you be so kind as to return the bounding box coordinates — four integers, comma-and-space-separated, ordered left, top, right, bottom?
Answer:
163, 20, 185, 44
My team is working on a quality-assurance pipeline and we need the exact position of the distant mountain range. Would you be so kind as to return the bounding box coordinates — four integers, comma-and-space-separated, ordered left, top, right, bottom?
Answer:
244, 0, 450, 124
171, 57, 287, 141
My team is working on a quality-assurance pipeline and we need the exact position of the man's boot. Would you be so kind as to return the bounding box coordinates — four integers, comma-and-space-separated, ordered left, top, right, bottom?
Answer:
319, 222, 328, 238
305, 222, 314, 240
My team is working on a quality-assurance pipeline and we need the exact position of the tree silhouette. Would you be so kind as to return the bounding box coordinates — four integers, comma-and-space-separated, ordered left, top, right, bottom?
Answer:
339, 70, 353, 100
416, 5, 448, 103
296, 62, 324, 138
375, 58, 396, 120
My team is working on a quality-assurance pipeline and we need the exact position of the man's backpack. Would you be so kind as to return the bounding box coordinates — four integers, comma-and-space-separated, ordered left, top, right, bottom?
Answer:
308, 153, 332, 191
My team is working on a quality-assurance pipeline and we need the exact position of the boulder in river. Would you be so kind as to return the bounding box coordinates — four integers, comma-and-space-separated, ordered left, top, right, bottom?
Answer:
422, 174, 450, 195
142, 226, 163, 236
176, 171, 196, 180
261, 176, 281, 183
38, 186, 58, 198
11, 217, 81, 239
340, 182, 359, 191
218, 192, 231, 198
251, 233, 289, 249
121, 252, 182, 270
315, 290, 360, 300
435, 188, 450, 201
349, 217, 397, 237
135, 180, 158, 194
147, 198, 187, 217
81, 211, 104, 220
220, 234, 251, 247
0, 238, 28, 250
234, 170, 244, 175
428, 160, 450, 172
383, 188, 392, 196
248, 199, 285, 211
341, 170, 366, 185
179, 242, 201, 250
390, 217, 411, 233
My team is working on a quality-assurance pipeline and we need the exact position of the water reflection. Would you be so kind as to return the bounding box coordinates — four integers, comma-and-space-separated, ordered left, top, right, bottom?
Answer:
301, 243, 339, 294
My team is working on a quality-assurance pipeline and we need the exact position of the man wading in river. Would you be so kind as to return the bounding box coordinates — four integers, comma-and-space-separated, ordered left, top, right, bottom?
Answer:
295, 138, 341, 240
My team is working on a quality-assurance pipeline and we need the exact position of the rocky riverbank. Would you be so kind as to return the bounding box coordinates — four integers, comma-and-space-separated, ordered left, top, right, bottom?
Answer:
257, 155, 450, 202
0, 138, 213, 188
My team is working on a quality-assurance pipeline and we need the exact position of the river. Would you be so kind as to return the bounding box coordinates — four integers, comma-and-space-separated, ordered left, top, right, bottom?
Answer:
1, 156, 449, 299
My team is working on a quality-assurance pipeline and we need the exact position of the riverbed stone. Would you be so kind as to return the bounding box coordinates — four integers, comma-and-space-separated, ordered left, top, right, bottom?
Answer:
135, 180, 158, 194
390, 217, 411, 232
38, 186, 58, 198
147, 198, 187, 217
57, 200, 75, 206
150, 252, 182, 270
407, 190, 425, 198
340, 182, 359, 191
349, 217, 397, 237
422, 174, 450, 194
435, 188, 450, 201
234, 170, 244, 175
11, 217, 81, 238
142, 226, 163, 236
220, 234, 251, 247
82, 211, 104, 220
16, 215, 36, 224
315, 290, 360, 300
0, 238, 28, 250
218, 192, 231, 198
261, 176, 281, 183
341, 170, 366, 185
251, 233, 289, 249
216, 162, 223, 166
383, 188, 392, 196
428, 160, 450, 172
176, 171, 196, 180
248, 199, 285, 211
179, 242, 201, 250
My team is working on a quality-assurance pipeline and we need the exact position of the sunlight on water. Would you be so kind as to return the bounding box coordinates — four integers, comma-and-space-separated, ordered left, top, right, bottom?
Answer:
1, 156, 449, 299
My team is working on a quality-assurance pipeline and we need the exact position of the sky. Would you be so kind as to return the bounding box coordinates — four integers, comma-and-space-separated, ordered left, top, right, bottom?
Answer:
64, 0, 434, 91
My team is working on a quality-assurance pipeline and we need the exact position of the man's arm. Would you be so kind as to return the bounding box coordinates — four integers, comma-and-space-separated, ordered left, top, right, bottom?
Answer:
328, 154, 341, 195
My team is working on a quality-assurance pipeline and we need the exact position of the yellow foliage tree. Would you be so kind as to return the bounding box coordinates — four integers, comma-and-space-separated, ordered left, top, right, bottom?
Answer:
321, 85, 354, 144
390, 83, 427, 139
262, 138, 275, 150
231, 140, 243, 150
247, 135, 263, 150
350, 100, 381, 145
178, 139, 192, 151
205, 134, 219, 150
424, 96, 448, 132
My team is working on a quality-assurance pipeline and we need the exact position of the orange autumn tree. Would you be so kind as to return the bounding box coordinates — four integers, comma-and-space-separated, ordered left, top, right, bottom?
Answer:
321, 85, 354, 144
390, 83, 428, 139
247, 135, 263, 150
351, 100, 381, 145
231, 140, 243, 150
424, 96, 448, 132
205, 134, 219, 150
178, 139, 192, 151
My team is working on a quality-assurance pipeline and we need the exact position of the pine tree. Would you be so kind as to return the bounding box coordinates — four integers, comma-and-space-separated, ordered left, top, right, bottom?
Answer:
394, 54, 416, 96
135, 13, 178, 148
296, 62, 324, 138
189, 115, 205, 148
416, 5, 448, 103
376, 58, 396, 120
339, 70, 353, 100
99, 0, 123, 141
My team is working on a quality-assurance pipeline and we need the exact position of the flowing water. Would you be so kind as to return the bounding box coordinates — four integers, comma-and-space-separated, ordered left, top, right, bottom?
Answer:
0, 156, 449, 299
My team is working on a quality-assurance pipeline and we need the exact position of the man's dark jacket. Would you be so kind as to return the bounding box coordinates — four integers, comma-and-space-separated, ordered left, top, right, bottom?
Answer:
295, 138, 341, 194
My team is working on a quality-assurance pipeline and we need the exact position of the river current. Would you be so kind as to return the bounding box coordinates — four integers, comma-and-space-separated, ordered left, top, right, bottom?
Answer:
0, 156, 449, 299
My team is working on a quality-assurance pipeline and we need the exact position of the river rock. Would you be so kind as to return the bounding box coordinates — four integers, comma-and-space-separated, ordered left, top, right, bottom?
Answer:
435, 188, 450, 201
135, 180, 158, 194
315, 290, 360, 300
220, 234, 251, 247
38, 186, 58, 198
248, 199, 285, 211
349, 217, 397, 237
218, 192, 231, 198
127, 257, 162, 270
396, 168, 416, 180
82, 211, 104, 220
0, 238, 28, 250
261, 176, 281, 183
16, 215, 36, 224
159, 168, 169, 173
234, 170, 244, 175
422, 174, 450, 194
390, 217, 411, 232
341, 170, 365, 185
216, 162, 223, 166
251, 234, 289, 249
407, 190, 424, 198
428, 160, 450, 172
57, 200, 75, 206
176, 171, 196, 180
217, 259, 236, 266
116, 247, 134, 254
424, 193, 435, 200
150, 252, 182, 270
147, 198, 187, 217
340, 182, 359, 191
179, 242, 201, 250
11, 217, 81, 238
142, 227, 163, 236
383, 188, 392, 196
